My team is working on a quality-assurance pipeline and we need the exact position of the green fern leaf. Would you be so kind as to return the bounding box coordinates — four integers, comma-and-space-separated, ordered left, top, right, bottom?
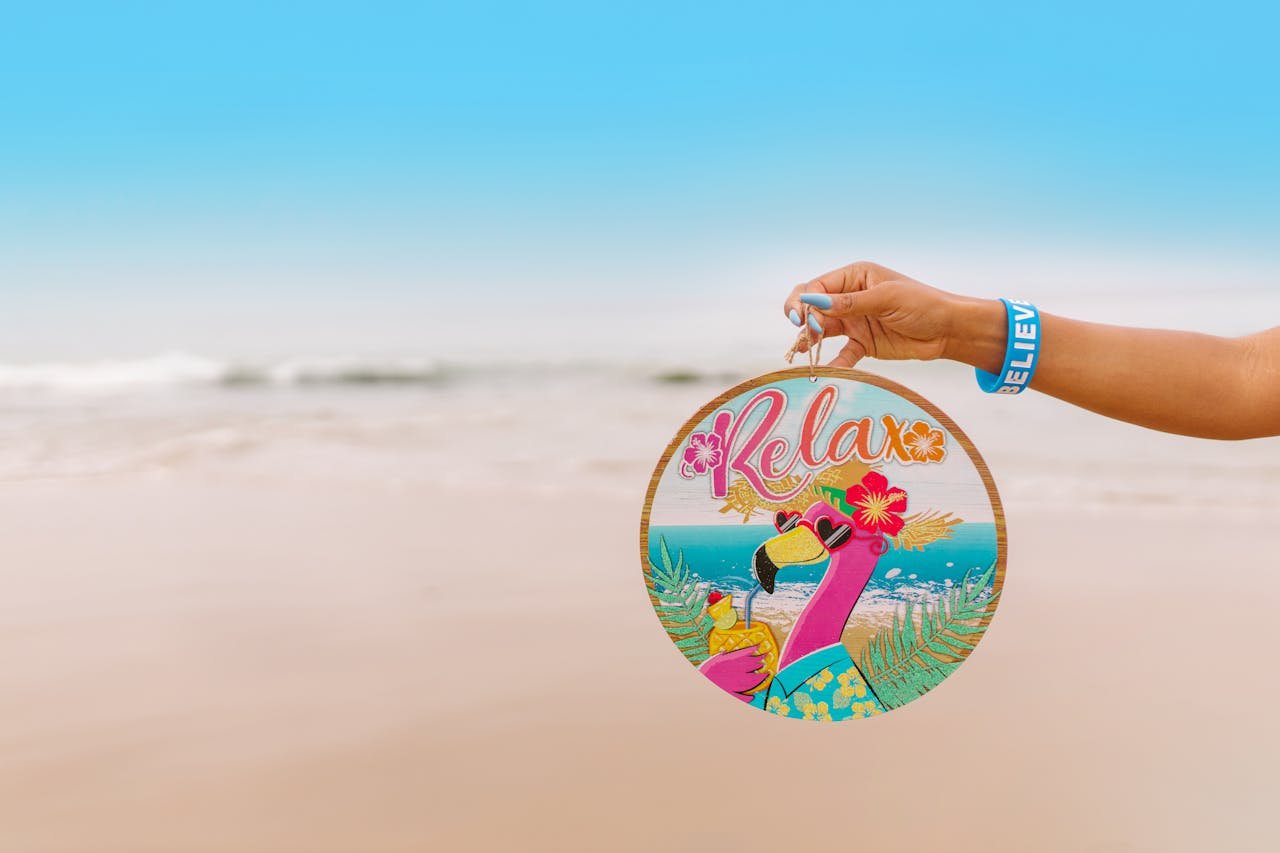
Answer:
647, 535, 714, 664
673, 635, 709, 653
862, 561, 1000, 708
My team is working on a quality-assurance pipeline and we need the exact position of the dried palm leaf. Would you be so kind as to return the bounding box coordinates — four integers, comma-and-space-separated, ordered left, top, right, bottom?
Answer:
890, 510, 962, 551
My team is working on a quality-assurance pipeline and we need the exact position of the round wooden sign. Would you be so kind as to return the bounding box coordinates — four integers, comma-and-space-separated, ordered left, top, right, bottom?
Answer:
640, 368, 1006, 720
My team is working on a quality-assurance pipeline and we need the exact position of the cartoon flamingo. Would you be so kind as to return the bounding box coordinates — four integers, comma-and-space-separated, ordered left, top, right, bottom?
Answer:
699, 473, 902, 718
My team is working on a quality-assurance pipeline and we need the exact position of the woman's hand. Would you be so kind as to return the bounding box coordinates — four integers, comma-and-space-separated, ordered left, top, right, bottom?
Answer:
784, 260, 1280, 439
783, 261, 1002, 370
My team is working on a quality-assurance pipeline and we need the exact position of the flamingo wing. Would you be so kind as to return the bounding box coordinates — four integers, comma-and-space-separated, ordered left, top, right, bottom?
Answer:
698, 647, 768, 702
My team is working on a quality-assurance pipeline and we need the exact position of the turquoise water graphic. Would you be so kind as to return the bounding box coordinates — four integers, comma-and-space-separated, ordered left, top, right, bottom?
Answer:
648, 523, 998, 597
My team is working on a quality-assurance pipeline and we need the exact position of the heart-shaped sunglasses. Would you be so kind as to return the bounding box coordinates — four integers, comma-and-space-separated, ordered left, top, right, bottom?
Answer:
773, 510, 854, 551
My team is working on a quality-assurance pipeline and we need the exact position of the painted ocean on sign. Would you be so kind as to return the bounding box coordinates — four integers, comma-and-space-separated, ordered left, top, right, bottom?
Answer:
649, 522, 997, 595
648, 522, 997, 642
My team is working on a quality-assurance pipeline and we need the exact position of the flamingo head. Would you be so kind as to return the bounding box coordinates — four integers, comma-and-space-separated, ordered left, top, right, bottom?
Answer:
751, 500, 862, 594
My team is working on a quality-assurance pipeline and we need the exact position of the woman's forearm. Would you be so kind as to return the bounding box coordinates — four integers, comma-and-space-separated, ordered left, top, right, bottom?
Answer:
944, 296, 1280, 440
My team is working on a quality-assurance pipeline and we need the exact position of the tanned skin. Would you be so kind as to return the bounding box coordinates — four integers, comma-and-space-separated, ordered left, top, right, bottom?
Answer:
785, 261, 1280, 440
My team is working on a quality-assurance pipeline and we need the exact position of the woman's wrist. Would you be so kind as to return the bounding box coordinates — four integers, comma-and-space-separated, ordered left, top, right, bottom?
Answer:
941, 296, 1007, 374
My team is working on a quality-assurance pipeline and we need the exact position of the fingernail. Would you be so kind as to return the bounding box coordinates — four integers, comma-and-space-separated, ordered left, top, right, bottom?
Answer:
788, 308, 801, 326
800, 293, 833, 309
808, 314, 823, 334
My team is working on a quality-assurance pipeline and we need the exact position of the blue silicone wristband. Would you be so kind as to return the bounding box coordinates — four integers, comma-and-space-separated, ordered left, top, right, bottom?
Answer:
975, 298, 1041, 395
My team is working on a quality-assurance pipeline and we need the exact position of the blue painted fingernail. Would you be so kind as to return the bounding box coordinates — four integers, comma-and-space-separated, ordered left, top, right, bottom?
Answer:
788, 308, 801, 326
800, 293, 833, 309
808, 314, 823, 334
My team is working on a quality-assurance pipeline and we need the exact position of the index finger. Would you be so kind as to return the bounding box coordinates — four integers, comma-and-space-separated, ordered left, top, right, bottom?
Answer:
782, 278, 833, 326
782, 261, 886, 323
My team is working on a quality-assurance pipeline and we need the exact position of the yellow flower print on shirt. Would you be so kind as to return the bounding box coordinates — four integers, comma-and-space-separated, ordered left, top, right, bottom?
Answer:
748, 644, 888, 721
836, 668, 867, 699
851, 701, 883, 719
804, 701, 832, 721
792, 692, 833, 721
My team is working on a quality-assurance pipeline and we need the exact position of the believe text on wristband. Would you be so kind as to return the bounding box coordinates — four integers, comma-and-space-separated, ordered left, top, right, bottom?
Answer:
974, 298, 1040, 395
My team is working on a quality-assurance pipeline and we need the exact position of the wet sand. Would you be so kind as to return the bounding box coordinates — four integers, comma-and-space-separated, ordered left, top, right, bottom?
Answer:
1, 467, 1277, 852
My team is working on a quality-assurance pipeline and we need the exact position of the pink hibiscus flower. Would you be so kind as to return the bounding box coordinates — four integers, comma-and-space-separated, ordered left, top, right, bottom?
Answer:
680, 431, 723, 477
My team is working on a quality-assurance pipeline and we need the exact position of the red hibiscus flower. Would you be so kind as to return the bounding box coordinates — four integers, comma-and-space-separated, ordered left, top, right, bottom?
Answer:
845, 471, 908, 536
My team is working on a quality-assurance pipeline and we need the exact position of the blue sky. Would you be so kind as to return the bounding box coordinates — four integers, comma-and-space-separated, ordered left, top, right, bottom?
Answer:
1, 2, 1277, 357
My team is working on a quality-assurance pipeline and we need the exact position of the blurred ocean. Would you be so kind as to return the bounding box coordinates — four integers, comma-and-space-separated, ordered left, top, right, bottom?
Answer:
2, 338, 1277, 520
0, 286, 1277, 514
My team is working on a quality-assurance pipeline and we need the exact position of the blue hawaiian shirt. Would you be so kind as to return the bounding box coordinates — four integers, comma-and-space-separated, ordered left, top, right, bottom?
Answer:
749, 643, 886, 721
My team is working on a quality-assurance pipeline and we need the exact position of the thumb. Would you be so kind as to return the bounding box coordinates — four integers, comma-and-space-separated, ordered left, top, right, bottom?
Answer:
803, 285, 894, 319
828, 338, 869, 369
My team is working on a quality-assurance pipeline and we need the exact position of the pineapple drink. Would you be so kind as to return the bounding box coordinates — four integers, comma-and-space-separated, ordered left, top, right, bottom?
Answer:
706, 592, 779, 693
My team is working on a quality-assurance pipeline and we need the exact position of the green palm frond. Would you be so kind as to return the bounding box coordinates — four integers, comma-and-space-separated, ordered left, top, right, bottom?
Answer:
861, 561, 1000, 709
647, 536, 713, 664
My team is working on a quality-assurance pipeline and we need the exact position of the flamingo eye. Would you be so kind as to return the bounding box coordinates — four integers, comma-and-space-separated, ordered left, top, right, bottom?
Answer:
774, 511, 801, 533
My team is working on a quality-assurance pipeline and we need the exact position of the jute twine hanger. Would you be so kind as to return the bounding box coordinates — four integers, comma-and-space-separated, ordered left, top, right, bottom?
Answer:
783, 303, 822, 382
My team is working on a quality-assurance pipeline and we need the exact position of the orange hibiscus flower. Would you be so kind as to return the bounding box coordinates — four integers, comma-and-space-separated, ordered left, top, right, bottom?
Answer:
904, 421, 946, 463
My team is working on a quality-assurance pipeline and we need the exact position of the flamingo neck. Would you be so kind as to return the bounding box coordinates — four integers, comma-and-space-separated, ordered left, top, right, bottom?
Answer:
777, 542, 878, 670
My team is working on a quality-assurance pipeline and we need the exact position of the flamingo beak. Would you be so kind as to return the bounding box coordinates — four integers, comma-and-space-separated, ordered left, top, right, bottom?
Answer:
751, 526, 828, 594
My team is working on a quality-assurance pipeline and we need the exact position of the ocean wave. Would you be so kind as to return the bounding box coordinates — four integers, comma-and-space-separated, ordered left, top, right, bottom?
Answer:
225, 358, 454, 387
0, 352, 747, 393
0, 352, 461, 392
0, 352, 229, 392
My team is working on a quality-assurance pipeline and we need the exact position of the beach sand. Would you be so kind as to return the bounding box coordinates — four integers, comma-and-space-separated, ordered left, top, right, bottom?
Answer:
0, 370, 1278, 851
1, 478, 1277, 850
